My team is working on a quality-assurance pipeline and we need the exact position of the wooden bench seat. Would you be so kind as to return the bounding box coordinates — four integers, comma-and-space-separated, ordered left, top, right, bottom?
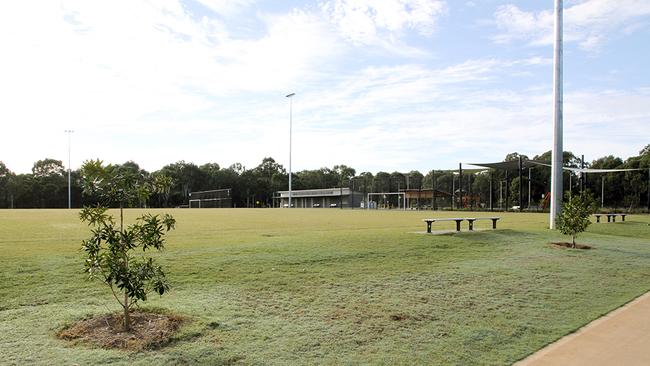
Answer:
423, 217, 501, 233
465, 217, 500, 230
423, 218, 464, 232
594, 213, 627, 223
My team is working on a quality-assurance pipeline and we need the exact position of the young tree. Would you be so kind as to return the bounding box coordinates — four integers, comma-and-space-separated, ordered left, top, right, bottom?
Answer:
556, 192, 596, 248
79, 160, 176, 331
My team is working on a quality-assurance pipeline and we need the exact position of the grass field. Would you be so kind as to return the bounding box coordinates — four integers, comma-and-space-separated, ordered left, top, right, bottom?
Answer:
1, 209, 649, 365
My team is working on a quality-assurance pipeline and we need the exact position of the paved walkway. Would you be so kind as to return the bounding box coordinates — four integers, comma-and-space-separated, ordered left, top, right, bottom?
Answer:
516, 291, 650, 366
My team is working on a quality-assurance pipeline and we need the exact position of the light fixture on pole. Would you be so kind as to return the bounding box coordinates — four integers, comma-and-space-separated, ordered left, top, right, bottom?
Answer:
65, 129, 74, 209
286, 93, 295, 208
550, 0, 563, 229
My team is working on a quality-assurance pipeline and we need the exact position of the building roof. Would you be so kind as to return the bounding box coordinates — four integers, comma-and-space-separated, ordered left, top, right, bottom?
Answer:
276, 187, 359, 198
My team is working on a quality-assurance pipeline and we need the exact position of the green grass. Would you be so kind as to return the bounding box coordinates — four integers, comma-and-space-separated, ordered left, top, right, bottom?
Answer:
1, 209, 649, 365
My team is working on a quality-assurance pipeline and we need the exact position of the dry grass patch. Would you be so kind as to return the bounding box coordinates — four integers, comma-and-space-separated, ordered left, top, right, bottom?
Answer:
57, 310, 184, 351
551, 242, 593, 250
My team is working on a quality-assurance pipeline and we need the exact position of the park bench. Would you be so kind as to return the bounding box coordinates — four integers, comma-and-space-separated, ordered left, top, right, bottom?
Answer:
423, 218, 464, 232
594, 213, 627, 223
423, 217, 501, 233
465, 217, 501, 231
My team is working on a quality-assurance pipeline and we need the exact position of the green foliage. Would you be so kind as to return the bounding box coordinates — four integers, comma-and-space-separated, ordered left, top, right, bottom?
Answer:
556, 192, 596, 247
80, 207, 175, 298
31, 158, 65, 177
4, 143, 650, 209
79, 160, 176, 330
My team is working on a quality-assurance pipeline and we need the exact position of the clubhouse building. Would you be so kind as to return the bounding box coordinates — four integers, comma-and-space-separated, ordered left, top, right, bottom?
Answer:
275, 188, 364, 208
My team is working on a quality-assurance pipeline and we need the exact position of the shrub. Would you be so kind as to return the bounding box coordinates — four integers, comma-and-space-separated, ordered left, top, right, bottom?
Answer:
80, 160, 175, 331
556, 192, 596, 248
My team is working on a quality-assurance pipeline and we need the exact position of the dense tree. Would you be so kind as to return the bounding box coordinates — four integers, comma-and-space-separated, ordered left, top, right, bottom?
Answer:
0, 162, 15, 208
32, 158, 65, 177
252, 157, 286, 207
3, 143, 648, 210
159, 161, 207, 207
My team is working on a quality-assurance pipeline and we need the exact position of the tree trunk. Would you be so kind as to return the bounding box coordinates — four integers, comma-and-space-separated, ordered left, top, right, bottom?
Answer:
124, 293, 130, 331
572, 234, 576, 248
119, 202, 131, 331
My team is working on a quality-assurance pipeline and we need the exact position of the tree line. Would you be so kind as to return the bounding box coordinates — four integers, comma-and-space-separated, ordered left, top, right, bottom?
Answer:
1, 144, 648, 210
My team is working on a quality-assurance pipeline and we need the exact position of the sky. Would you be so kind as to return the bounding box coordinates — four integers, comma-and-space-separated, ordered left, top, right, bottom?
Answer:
1, 0, 649, 175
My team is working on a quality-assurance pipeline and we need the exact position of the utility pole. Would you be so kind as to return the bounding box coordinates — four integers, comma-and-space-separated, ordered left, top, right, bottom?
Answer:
505, 170, 510, 211
518, 156, 523, 211
459, 163, 463, 210
528, 167, 531, 211
489, 171, 493, 212
452, 174, 456, 210
580, 154, 585, 192
499, 180, 503, 210
432, 170, 437, 210
601, 175, 605, 208
349, 177, 354, 210
550, 0, 564, 229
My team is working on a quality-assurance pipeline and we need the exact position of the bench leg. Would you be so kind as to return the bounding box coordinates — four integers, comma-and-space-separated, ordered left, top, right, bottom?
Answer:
427, 222, 432, 233
612, 216, 616, 222
455, 220, 461, 232
622, 215, 625, 222
607, 216, 611, 222
468, 221, 474, 231
491, 219, 497, 229
596, 216, 600, 223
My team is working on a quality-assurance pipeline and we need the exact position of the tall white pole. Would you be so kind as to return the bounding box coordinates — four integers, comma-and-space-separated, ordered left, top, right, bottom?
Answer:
550, 0, 563, 229
65, 130, 74, 209
286, 93, 295, 208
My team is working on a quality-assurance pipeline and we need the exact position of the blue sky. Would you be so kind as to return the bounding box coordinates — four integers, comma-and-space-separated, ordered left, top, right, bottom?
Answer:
1, 0, 649, 174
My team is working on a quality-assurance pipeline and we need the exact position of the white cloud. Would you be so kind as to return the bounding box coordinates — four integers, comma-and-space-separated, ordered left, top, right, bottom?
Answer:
0, 1, 341, 172
493, 0, 650, 50
287, 59, 650, 172
0, 0, 646, 176
321, 0, 446, 49
193, 0, 255, 16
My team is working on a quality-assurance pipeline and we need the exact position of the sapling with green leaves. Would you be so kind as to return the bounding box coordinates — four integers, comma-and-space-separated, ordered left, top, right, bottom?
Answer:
79, 160, 176, 331
556, 192, 596, 248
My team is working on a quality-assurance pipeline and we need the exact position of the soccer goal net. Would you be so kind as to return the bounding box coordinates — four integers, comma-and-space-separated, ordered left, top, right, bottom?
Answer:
188, 189, 232, 208
366, 192, 406, 210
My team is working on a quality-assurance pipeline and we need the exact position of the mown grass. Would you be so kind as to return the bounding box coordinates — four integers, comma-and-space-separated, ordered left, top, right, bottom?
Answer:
0, 209, 649, 365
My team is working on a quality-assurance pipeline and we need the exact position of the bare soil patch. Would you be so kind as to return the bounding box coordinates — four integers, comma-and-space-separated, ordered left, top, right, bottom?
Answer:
57, 310, 184, 350
551, 242, 592, 250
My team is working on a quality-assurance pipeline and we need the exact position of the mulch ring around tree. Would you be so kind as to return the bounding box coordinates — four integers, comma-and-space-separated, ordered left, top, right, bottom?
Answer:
551, 242, 592, 250
57, 310, 185, 351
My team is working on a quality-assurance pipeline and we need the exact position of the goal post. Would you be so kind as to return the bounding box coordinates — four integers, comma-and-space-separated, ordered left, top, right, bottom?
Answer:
187, 189, 232, 208
366, 192, 406, 210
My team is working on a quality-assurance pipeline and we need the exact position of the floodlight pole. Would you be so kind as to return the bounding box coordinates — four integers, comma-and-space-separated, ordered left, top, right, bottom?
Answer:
65, 130, 74, 209
286, 93, 295, 208
550, 0, 564, 229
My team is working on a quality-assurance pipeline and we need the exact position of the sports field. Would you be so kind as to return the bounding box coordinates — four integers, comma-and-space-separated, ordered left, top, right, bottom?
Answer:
1, 209, 649, 365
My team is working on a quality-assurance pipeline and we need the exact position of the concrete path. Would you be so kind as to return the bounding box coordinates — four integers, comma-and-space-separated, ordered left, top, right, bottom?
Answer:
516, 291, 650, 366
